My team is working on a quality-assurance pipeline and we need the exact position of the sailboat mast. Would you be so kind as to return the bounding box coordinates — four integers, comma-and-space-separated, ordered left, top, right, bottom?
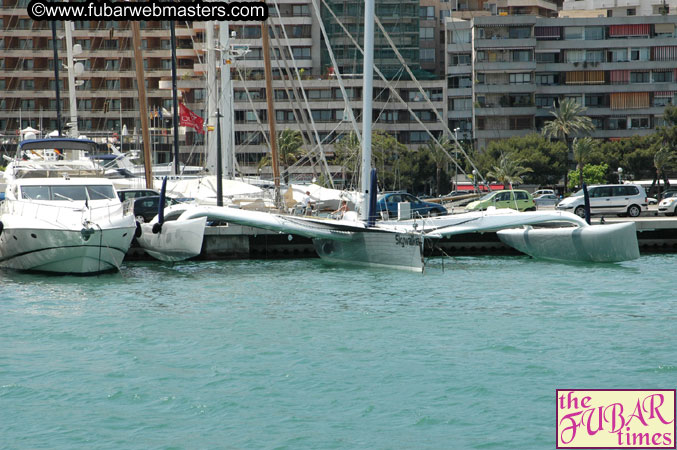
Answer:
360, 0, 375, 221
261, 13, 281, 204
219, 21, 235, 179
64, 20, 79, 138
170, 21, 180, 176
131, 21, 153, 188
51, 21, 63, 137
206, 22, 217, 175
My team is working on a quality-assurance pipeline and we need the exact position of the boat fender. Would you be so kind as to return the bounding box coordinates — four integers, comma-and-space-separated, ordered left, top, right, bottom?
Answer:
0, 221, 3, 236
135, 221, 142, 238
152, 223, 163, 234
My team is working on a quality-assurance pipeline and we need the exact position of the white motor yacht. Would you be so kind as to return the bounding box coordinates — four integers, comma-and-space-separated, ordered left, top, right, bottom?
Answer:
0, 177, 136, 274
0, 138, 137, 274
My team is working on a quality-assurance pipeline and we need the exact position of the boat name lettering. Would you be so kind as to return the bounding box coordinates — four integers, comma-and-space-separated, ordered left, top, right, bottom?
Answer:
395, 234, 421, 248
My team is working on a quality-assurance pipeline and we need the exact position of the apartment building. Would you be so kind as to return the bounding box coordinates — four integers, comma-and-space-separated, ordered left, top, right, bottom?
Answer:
446, 14, 677, 149
561, 0, 676, 17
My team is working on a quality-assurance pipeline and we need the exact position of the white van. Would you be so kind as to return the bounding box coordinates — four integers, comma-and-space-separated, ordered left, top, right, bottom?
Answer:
556, 184, 647, 218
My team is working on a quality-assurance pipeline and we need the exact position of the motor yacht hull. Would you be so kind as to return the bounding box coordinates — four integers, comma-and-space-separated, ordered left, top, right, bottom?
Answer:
0, 226, 135, 274
313, 230, 424, 272
137, 217, 207, 262
496, 222, 640, 263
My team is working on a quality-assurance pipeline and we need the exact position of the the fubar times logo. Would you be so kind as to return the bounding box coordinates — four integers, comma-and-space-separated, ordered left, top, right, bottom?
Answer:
556, 389, 676, 448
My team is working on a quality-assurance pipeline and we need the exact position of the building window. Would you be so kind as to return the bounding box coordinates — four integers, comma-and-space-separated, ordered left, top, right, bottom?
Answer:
509, 27, 530, 39
307, 89, 332, 100
630, 72, 649, 83
420, 27, 434, 40
585, 26, 604, 40
509, 116, 532, 130
419, 48, 435, 62
564, 27, 583, 40
451, 53, 471, 65
535, 52, 558, 63
585, 95, 605, 107
509, 73, 531, 84
630, 48, 650, 62
629, 117, 649, 129
292, 47, 311, 59
627, 8, 636, 16
292, 5, 310, 16
511, 50, 532, 62
536, 73, 556, 85
419, 6, 435, 19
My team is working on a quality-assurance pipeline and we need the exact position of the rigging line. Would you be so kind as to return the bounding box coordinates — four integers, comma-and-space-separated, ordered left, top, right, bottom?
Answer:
233, 63, 272, 151
266, 25, 321, 181
320, 0, 475, 181
269, 0, 335, 188
373, 16, 486, 184
319, 0, 460, 169
309, 0, 361, 144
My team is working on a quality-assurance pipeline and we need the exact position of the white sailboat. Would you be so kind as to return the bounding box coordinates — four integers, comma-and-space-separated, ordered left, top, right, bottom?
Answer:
146, 1, 640, 271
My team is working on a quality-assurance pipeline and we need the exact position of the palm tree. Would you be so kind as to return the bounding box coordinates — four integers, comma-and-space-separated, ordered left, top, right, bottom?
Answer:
651, 146, 676, 198
425, 138, 454, 196
542, 99, 595, 191
258, 129, 304, 184
278, 129, 304, 184
486, 153, 533, 189
572, 137, 595, 189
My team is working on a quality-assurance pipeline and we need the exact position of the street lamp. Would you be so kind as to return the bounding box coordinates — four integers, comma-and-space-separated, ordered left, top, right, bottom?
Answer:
618, 167, 623, 183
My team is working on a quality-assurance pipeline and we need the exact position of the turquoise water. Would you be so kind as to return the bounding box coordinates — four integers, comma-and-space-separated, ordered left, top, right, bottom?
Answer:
1, 255, 676, 449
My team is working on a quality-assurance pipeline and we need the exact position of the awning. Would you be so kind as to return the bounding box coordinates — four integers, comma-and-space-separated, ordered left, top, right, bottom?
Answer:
534, 26, 560, 38
653, 46, 677, 61
655, 23, 675, 34
609, 24, 650, 37
655, 91, 675, 97
610, 92, 650, 110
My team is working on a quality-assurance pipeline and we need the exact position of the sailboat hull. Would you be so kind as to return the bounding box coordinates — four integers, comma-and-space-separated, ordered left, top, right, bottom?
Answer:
313, 231, 424, 272
496, 222, 640, 263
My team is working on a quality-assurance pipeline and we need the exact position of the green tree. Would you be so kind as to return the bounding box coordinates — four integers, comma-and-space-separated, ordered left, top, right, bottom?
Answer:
649, 146, 676, 197
258, 129, 304, 184
542, 99, 595, 190
424, 138, 453, 196
572, 137, 596, 189
566, 163, 608, 191
486, 153, 533, 189
332, 131, 408, 191
481, 134, 567, 186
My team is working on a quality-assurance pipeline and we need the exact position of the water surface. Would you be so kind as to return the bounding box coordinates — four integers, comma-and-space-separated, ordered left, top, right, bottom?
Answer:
1, 255, 675, 448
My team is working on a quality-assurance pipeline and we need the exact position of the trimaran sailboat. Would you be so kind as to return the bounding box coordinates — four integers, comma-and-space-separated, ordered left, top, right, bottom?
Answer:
155, 0, 640, 271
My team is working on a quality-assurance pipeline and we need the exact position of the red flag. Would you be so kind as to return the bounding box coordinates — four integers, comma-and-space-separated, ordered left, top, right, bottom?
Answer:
179, 103, 205, 134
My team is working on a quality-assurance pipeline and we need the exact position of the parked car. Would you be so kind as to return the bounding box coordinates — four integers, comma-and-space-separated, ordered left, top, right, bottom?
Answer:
532, 189, 555, 197
133, 196, 182, 223
657, 191, 677, 216
117, 188, 160, 203
465, 190, 536, 212
556, 184, 647, 218
533, 194, 560, 208
376, 192, 447, 218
